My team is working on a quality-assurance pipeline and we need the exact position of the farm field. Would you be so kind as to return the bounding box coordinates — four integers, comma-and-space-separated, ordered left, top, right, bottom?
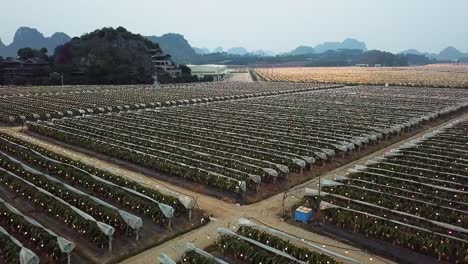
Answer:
0, 82, 338, 124
0, 131, 205, 264
302, 118, 468, 263
159, 219, 345, 264
255, 64, 468, 88
26, 86, 468, 202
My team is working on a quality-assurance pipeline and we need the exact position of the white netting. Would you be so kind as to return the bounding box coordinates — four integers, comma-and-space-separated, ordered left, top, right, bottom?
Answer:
325, 192, 468, 235
237, 219, 360, 264
4, 134, 189, 210
0, 151, 143, 230
319, 201, 467, 243
185, 243, 230, 264
319, 178, 344, 187
158, 254, 176, 264
292, 158, 306, 168
0, 226, 40, 264
2, 136, 181, 213
217, 227, 308, 264
0, 166, 114, 237
262, 168, 279, 178
304, 188, 328, 197
0, 198, 75, 253
348, 164, 467, 194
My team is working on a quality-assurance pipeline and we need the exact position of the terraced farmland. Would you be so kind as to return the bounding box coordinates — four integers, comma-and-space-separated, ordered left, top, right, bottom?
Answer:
306, 118, 468, 263
0, 132, 202, 264
0, 82, 337, 124
27, 86, 468, 199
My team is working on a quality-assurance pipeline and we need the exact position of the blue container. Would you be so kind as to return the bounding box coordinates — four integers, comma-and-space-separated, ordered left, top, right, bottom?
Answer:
294, 206, 313, 223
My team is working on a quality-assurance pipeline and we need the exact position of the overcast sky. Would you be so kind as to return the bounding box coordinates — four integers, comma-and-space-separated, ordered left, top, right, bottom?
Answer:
1, 0, 467, 53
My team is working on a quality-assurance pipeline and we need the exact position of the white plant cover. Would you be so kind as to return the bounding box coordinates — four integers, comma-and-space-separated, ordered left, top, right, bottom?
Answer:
301, 156, 316, 164
350, 138, 362, 146
304, 188, 328, 197
364, 158, 381, 166
262, 168, 279, 178
0, 151, 144, 230
239, 181, 247, 192
3, 137, 179, 214
217, 227, 308, 264
350, 169, 467, 194
326, 192, 468, 235
248, 174, 262, 184
398, 142, 418, 150
403, 150, 468, 164
185, 243, 230, 264
158, 254, 177, 264
0, 167, 115, 237
237, 219, 360, 264
0, 226, 40, 264
320, 178, 344, 187
0, 198, 75, 253
292, 158, 306, 168
382, 151, 401, 158
319, 201, 467, 243
346, 181, 465, 215
374, 160, 466, 182
333, 175, 350, 181
321, 149, 336, 157
275, 164, 289, 174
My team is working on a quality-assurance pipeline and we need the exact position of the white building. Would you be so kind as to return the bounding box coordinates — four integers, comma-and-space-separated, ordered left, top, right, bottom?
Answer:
149, 48, 181, 79
187, 64, 229, 81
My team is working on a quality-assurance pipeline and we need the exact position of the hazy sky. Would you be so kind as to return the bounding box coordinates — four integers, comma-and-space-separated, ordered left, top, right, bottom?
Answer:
1, 0, 467, 53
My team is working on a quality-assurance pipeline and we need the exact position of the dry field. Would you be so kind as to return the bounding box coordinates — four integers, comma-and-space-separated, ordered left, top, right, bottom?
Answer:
255, 64, 468, 88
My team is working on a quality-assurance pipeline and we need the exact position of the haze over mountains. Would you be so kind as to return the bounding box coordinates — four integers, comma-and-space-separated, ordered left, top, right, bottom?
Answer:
1, 27, 467, 63
400, 47, 468, 61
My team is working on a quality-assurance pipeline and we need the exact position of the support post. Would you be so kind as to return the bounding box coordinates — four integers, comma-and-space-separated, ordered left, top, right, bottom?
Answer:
108, 236, 113, 252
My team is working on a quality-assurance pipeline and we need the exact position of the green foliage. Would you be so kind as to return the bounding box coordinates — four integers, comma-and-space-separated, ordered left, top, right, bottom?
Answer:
237, 226, 340, 264
54, 26, 158, 84
179, 251, 216, 264
179, 64, 192, 76
17, 47, 48, 60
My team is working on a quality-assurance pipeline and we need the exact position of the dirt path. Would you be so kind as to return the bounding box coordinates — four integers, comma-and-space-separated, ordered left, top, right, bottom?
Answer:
224, 72, 253, 82
2, 114, 466, 264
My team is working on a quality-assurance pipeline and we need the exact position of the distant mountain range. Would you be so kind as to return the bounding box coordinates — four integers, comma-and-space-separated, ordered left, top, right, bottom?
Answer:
1, 27, 467, 63
0, 27, 70, 57
286, 38, 367, 55
399, 46, 468, 61
288, 45, 316, 55
193, 47, 211, 55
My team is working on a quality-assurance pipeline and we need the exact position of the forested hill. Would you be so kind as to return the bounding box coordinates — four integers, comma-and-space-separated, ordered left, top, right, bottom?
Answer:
54, 27, 158, 84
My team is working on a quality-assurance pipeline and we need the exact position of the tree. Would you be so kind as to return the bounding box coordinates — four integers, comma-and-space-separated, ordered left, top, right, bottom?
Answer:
17, 47, 49, 60
53, 27, 156, 85
178, 64, 192, 76
17, 47, 35, 60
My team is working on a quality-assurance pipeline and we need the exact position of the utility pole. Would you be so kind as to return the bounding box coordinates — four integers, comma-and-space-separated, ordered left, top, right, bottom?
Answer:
61, 74, 64, 87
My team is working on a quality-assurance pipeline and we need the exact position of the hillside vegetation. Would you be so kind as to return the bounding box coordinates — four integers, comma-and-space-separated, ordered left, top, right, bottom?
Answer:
54, 27, 158, 84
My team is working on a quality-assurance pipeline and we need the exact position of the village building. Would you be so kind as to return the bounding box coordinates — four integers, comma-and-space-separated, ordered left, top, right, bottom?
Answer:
149, 48, 182, 81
